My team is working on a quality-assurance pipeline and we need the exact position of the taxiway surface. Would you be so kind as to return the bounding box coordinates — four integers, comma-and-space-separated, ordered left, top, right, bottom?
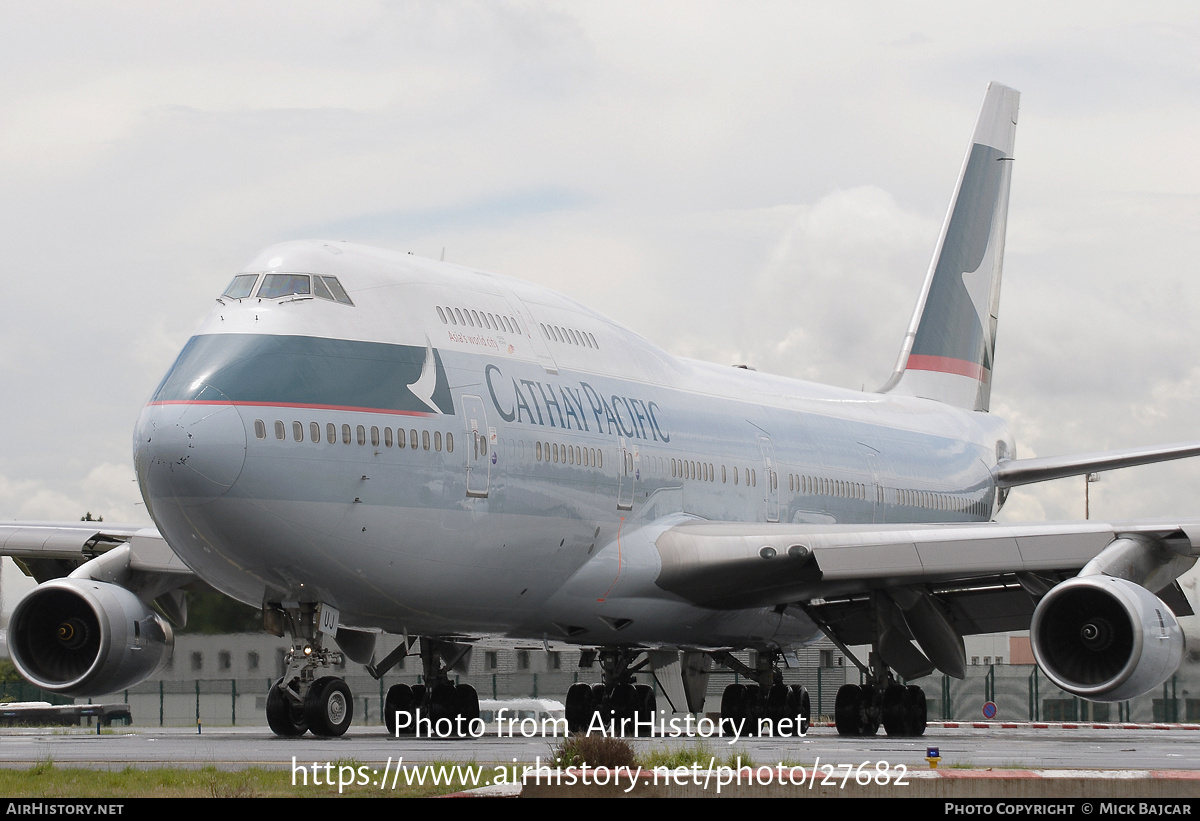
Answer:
1, 724, 1196, 772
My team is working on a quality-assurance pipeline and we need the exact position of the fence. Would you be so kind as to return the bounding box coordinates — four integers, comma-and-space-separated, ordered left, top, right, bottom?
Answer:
4, 662, 1198, 727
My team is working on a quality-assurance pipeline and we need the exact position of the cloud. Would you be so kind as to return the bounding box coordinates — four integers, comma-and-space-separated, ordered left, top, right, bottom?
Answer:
1, 2, 1197, 532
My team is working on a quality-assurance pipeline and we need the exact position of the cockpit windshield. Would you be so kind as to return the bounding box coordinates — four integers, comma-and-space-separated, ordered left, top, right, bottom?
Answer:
258, 273, 311, 299
317, 275, 353, 305
225, 272, 354, 305
222, 274, 259, 300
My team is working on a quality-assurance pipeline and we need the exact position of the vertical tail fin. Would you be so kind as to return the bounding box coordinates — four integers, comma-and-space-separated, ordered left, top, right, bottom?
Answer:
879, 83, 1019, 411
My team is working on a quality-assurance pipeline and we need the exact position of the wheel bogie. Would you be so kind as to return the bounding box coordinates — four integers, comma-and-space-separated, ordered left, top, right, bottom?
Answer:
837, 682, 927, 737
383, 681, 480, 738
721, 682, 809, 738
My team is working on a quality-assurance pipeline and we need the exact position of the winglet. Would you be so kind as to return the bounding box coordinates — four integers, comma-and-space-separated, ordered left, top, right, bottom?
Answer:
880, 83, 1020, 411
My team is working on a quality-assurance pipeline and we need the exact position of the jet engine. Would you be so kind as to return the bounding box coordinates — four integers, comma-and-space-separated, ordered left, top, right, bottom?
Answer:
8, 578, 174, 697
1030, 575, 1183, 702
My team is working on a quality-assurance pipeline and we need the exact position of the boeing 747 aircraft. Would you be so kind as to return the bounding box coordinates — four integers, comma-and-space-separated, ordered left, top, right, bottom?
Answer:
3, 83, 1198, 739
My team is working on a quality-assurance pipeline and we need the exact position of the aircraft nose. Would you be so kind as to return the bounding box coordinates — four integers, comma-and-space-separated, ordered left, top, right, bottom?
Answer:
134, 387, 247, 508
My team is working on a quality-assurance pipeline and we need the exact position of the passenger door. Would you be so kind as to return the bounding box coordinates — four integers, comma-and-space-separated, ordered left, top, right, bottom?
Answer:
463, 395, 490, 498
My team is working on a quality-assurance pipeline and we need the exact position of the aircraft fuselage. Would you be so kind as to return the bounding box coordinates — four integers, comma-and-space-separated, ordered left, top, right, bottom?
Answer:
134, 240, 1012, 652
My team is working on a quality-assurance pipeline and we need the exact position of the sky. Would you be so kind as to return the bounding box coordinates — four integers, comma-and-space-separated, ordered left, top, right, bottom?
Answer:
1, 1, 1198, 538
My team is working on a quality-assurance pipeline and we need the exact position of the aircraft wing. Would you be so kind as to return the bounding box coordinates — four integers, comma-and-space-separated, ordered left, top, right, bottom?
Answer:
0, 521, 195, 629
0, 522, 191, 581
653, 518, 1197, 685
0, 521, 191, 693
652, 519, 1199, 612
992, 442, 1200, 488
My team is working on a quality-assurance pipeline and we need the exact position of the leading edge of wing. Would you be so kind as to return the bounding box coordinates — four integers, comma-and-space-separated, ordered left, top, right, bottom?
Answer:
992, 441, 1200, 488
652, 519, 1200, 609
0, 522, 190, 575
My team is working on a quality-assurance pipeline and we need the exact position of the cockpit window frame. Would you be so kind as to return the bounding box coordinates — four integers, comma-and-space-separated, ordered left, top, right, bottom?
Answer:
257, 273, 312, 300
318, 276, 354, 306
223, 274, 259, 300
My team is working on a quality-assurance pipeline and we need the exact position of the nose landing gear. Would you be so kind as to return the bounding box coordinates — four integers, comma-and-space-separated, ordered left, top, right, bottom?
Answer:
263, 603, 355, 738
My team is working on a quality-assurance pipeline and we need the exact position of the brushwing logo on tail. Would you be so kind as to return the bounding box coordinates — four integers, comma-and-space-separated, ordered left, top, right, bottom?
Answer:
882, 82, 1019, 413
907, 142, 1010, 382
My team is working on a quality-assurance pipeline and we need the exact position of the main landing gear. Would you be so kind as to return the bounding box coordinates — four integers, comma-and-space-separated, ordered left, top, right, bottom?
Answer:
833, 655, 927, 737
381, 638, 480, 737
834, 681, 927, 736
264, 604, 355, 738
565, 649, 657, 735
715, 651, 810, 737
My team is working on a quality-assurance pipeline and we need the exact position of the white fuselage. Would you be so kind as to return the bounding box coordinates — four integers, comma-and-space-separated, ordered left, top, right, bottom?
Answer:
133, 241, 1012, 652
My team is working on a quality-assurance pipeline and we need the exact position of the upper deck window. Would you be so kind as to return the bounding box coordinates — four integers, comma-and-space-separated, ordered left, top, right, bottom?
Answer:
223, 274, 259, 299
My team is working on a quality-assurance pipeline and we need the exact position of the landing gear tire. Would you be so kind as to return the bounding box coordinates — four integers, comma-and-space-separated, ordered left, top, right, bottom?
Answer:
566, 682, 594, 733
266, 678, 307, 737
385, 683, 415, 735
882, 684, 910, 736
609, 682, 636, 732
428, 681, 456, 725
720, 683, 747, 737
907, 685, 927, 736
880, 684, 927, 736
634, 684, 656, 736
454, 683, 480, 724
766, 683, 789, 735
786, 685, 810, 736
742, 683, 761, 736
835, 684, 866, 736
860, 684, 880, 735
305, 676, 353, 737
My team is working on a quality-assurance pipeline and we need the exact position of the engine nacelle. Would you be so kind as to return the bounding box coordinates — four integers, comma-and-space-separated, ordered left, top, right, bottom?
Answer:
1030, 575, 1183, 702
9, 578, 174, 697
